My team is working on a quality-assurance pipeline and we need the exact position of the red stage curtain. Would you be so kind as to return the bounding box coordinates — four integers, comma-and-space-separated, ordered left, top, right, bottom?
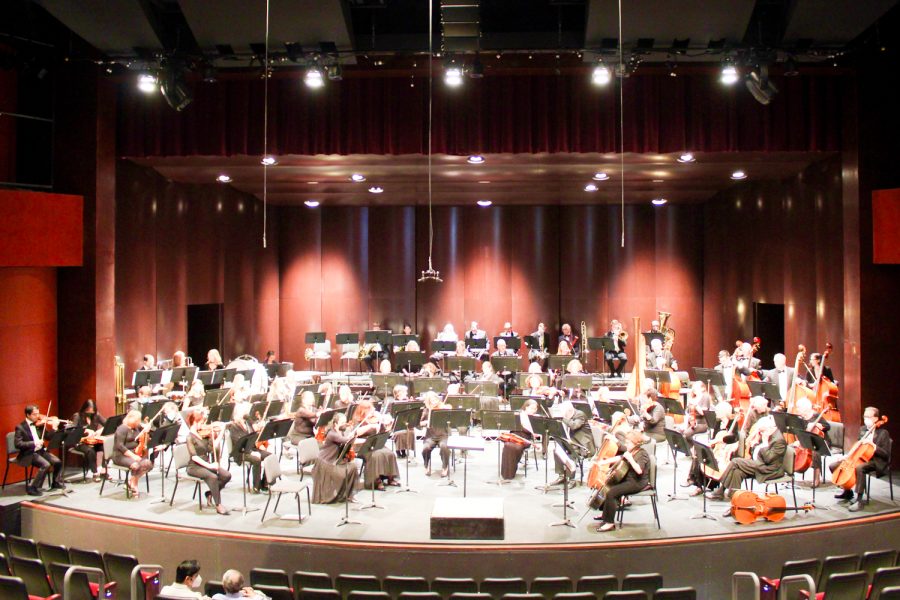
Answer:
117, 72, 847, 157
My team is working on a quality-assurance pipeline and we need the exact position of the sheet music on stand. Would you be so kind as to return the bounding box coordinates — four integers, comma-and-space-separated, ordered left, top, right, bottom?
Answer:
492, 336, 522, 351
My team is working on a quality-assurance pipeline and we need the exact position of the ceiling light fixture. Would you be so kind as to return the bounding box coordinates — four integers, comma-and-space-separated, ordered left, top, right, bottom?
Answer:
216, 174, 232, 183
444, 66, 464, 87
350, 173, 366, 182
745, 65, 778, 105
584, 183, 598, 192
651, 198, 668, 206
261, 156, 277, 166
593, 172, 609, 181
720, 62, 739, 85
591, 64, 612, 86
731, 170, 747, 180
137, 73, 158, 93
368, 186, 384, 194
304, 66, 325, 89
477, 200, 492, 207
677, 152, 695, 163
304, 200, 320, 207
467, 155, 485, 164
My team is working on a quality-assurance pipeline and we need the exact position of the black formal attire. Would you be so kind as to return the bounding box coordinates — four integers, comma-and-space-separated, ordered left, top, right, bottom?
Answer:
718, 430, 787, 491
112, 424, 154, 478
71, 412, 106, 474
420, 408, 451, 472
501, 427, 533, 480
689, 416, 739, 489
186, 432, 232, 506
597, 447, 651, 524
554, 410, 596, 474
604, 331, 627, 376
764, 367, 796, 403
357, 424, 400, 488
228, 420, 271, 491
646, 350, 676, 370
14, 419, 63, 490
558, 333, 580, 357
362, 342, 390, 372
806, 366, 836, 385
829, 427, 890, 496
288, 407, 317, 445
641, 402, 666, 443
311, 428, 360, 503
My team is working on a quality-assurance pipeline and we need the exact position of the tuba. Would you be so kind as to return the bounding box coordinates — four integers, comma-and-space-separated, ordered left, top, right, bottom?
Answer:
658, 310, 675, 351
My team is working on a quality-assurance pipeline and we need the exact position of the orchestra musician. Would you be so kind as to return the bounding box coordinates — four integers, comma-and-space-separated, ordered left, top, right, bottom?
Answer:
709, 415, 786, 506
186, 409, 232, 515
140, 354, 156, 370
390, 385, 415, 458
431, 323, 459, 362
686, 402, 739, 496
646, 338, 678, 371
465, 321, 489, 361
363, 322, 391, 372
420, 392, 451, 477
228, 373, 250, 404
604, 320, 628, 377
227, 403, 272, 494
152, 401, 188, 446
262, 350, 278, 365
807, 352, 835, 385
639, 389, 666, 444
311, 412, 360, 504
794, 396, 830, 487
392, 324, 415, 353
182, 379, 205, 409
733, 342, 761, 376
607, 411, 634, 452
501, 398, 539, 481
528, 322, 551, 366
71, 399, 107, 481
112, 409, 154, 497
498, 321, 518, 339
741, 396, 770, 437
714, 350, 735, 400
14, 406, 66, 496
333, 384, 354, 410
287, 390, 318, 445
205, 349, 225, 371
492, 338, 516, 357
172, 350, 188, 369
682, 381, 712, 442
592, 430, 651, 533
558, 323, 579, 358
556, 340, 573, 356
830, 406, 890, 511
549, 400, 596, 486
352, 399, 402, 490
764, 353, 797, 401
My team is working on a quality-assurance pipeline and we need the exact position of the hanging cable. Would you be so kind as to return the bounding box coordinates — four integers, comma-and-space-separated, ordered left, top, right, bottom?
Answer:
261, 0, 270, 249
618, 0, 625, 248
419, 0, 441, 282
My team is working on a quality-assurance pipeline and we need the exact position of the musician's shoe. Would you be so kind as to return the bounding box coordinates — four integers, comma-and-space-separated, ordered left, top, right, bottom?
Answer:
425, 466, 432, 476
549, 476, 566, 487
722, 507, 734, 518
387, 478, 401, 487
348, 496, 359, 504
706, 489, 725, 501
848, 500, 866, 512
621, 497, 632, 507
50, 481, 66, 490
680, 480, 695, 488
689, 487, 704, 497
834, 489, 853, 500
596, 522, 616, 533
25, 486, 42, 496
593, 515, 604, 521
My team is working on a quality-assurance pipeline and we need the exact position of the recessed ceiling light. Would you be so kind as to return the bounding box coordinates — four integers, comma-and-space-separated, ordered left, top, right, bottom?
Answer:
467, 155, 485, 164
677, 152, 696, 163
593, 172, 609, 181
731, 170, 747, 180
216, 174, 232, 183
652, 179, 664, 183
261, 156, 277, 166
651, 198, 668, 206
478, 180, 491, 184
304, 200, 320, 208
720, 64, 739, 85
307, 181, 319, 185
477, 200, 492, 207
350, 173, 366, 182
368, 186, 384, 194
584, 183, 598, 192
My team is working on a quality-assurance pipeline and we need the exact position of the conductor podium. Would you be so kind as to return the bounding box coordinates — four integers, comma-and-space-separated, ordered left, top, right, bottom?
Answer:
430, 497, 505, 540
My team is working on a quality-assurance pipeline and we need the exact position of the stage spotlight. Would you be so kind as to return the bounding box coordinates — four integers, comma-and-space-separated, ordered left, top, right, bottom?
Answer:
304, 66, 325, 89
677, 152, 695, 163
216, 174, 232, 183
477, 199, 492, 207
445, 66, 464, 87
720, 63, 739, 86
584, 183, 598, 192
651, 198, 668, 206
368, 186, 384, 194
159, 67, 193, 111
593, 172, 609, 181
137, 73, 158, 93
591, 64, 611, 86
467, 155, 485, 164
745, 66, 778, 105
304, 200, 320, 207
350, 173, 366, 182
261, 156, 277, 166
731, 170, 747, 180
327, 64, 343, 81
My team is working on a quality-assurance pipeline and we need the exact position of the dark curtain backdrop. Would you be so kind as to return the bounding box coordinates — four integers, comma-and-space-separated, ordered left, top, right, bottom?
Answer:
0, 66, 16, 181
117, 72, 847, 157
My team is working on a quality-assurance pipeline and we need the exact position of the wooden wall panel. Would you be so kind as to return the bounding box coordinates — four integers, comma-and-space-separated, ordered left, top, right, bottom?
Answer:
0, 190, 83, 267
368, 206, 416, 330
278, 207, 322, 364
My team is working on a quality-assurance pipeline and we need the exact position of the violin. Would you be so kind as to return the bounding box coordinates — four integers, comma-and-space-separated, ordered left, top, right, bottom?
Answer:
729, 490, 814, 524
832, 416, 888, 490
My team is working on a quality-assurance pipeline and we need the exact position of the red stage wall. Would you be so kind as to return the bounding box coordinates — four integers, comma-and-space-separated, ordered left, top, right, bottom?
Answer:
0, 189, 83, 267
114, 161, 280, 376
872, 188, 900, 264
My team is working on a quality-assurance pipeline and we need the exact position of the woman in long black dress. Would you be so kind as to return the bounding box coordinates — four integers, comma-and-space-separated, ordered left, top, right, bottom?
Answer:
71, 399, 106, 481
311, 413, 360, 504
186, 410, 232, 515
500, 398, 539, 481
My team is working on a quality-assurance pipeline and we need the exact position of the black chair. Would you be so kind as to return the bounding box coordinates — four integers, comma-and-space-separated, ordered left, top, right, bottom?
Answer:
621, 574, 663, 595
761, 558, 821, 593
818, 571, 867, 600
348, 592, 391, 600
336, 574, 381, 596
0, 575, 37, 600
817, 555, 861, 590
295, 572, 334, 591
576, 575, 619, 597
67, 548, 106, 576
432, 579, 478, 599
603, 593, 647, 600
300, 588, 342, 600
3, 432, 33, 491
552, 593, 595, 600
36, 543, 70, 569
400, 593, 442, 600
383, 576, 430, 598
205, 580, 226, 597
104, 552, 159, 600
879, 587, 900, 599
864, 552, 900, 583
6, 536, 38, 560
256, 584, 297, 600
10, 556, 55, 598
870, 567, 900, 600
865, 438, 893, 502
0, 552, 9, 577
530, 577, 572, 598
616, 455, 660, 529
481, 578, 527, 599
251, 568, 291, 588
652, 588, 696, 600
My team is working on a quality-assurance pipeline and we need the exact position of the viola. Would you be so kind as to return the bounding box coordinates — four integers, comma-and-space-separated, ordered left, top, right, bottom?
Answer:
499, 432, 531, 447
832, 416, 888, 490
729, 490, 814, 524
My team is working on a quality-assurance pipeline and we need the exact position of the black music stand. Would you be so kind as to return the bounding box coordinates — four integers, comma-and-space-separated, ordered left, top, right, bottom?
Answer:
550, 437, 580, 528
170, 366, 198, 392
305, 331, 326, 345
365, 329, 392, 353
645, 368, 673, 390
490, 356, 520, 374
372, 373, 405, 398
662, 398, 685, 420
393, 407, 424, 493
148, 423, 180, 504
197, 370, 215, 388
691, 441, 719, 521
747, 381, 782, 406
140, 400, 168, 422
587, 337, 606, 373
392, 334, 419, 350
59, 425, 86, 483
466, 337, 488, 360
357, 432, 391, 509
264, 363, 279, 380
508, 395, 532, 411
412, 377, 448, 395
596, 337, 616, 376
795, 429, 830, 504
203, 388, 229, 407
561, 374, 592, 396
495, 335, 521, 350
220, 368, 237, 384
234, 431, 263, 515
547, 355, 576, 372
692, 368, 726, 397
336, 332, 359, 346
480, 410, 518, 485
464, 381, 499, 397
664, 428, 692, 501
395, 351, 426, 373
101, 414, 126, 436
434, 409, 473, 490
594, 401, 618, 424
315, 409, 339, 434
207, 404, 234, 423
445, 356, 477, 374
430, 340, 456, 356
445, 395, 480, 411
336, 438, 361, 527
133, 369, 163, 389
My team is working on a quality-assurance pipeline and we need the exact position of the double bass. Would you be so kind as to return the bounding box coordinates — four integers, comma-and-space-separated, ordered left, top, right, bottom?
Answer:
831, 416, 888, 490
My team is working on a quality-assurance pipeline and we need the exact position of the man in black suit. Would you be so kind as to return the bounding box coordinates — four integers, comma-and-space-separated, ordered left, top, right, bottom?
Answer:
831, 406, 891, 511
550, 401, 596, 485
14, 405, 64, 496
764, 353, 797, 402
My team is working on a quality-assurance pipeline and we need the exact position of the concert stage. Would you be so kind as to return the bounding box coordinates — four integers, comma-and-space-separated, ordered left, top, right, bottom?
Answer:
9, 444, 900, 597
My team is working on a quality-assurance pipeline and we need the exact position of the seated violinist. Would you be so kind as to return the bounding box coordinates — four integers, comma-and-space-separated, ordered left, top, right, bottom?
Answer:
679, 381, 712, 443
830, 406, 890, 511
501, 399, 539, 481
288, 390, 318, 445
740, 396, 770, 437
112, 409, 154, 497
420, 392, 451, 477
592, 430, 651, 533
549, 401, 596, 486
182, 379, 205, 409
353, 399, 401, 490
639, 389, 666, 444
793, 397, 830, 487
227, 403, 272, 494
14, 406, 65, 495
709, 416, 786, 507
390, 385, 415, 458
686, 402, 738, 496
186, 409, 232, 514
311, 413, 360, 504
491, 338, 516, 358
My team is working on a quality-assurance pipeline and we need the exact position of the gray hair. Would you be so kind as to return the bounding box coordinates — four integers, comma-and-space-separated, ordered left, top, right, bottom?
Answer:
222, 569, 245, 594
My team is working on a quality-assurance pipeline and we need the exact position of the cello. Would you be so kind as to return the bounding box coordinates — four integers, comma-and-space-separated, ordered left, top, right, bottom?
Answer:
729, 490, 815, 524
831, 415, 888, 490
812, 343, 841, 422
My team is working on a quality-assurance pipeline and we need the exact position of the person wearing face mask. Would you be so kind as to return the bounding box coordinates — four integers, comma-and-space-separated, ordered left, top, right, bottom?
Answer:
830, 406, 891, 512
159, 559, 208, 599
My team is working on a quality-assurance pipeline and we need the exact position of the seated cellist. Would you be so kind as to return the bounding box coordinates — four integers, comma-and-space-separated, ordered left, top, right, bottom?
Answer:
830, 406, 890, 512
591, 430, 651, 533
793, 396, 830, 487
